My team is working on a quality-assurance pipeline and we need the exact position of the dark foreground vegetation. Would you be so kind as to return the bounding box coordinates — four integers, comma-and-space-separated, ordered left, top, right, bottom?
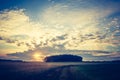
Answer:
0, 61, 120, 80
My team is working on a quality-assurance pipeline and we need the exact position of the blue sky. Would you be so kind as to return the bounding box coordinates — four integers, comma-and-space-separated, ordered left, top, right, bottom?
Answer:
0, 0, 120, 61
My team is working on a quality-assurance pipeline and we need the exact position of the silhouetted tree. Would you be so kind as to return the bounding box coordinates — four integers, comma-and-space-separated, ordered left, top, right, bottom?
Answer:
44, 54, 82, 62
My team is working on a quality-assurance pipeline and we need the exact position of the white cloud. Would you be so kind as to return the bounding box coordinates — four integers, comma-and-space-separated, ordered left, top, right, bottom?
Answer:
0, 3, 120, 60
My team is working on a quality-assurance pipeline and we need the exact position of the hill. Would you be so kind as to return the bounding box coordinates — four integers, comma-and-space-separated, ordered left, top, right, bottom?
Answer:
0, 59, 23, 62
44, 54, 82, 62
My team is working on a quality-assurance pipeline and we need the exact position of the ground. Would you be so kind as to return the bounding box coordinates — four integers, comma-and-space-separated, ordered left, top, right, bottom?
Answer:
0, 62, 120, 80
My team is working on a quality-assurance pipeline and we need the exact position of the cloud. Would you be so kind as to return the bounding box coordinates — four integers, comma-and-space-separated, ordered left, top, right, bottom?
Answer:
0, 6, 119, 52
6, 46, 119, 61
0, 1, 120, 61
0, 9, 46, 53
0, 36, 3, 40
7, 48, 49, 61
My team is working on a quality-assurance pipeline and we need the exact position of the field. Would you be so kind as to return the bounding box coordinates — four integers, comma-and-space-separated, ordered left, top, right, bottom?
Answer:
0, 62, 120, 80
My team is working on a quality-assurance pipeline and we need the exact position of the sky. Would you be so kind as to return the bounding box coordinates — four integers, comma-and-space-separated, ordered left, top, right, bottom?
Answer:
0, 0, 120, 61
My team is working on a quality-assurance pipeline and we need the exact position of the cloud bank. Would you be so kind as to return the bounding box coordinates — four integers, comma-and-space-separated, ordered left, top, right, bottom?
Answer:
0, 1, 120, 61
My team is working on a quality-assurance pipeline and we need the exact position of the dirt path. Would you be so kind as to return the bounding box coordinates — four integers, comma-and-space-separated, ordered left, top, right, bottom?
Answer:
40, 66, 90, 80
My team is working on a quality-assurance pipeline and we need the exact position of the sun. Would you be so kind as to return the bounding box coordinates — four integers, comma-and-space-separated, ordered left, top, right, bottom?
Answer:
33, 52, 44, 62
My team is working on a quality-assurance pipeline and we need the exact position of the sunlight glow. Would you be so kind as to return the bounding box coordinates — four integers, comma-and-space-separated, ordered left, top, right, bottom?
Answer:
33, 52, 44, 62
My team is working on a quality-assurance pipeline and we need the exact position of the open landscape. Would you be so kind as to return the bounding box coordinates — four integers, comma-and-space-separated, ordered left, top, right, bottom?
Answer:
0, 0, 120, 80
0, 61, 120, 80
